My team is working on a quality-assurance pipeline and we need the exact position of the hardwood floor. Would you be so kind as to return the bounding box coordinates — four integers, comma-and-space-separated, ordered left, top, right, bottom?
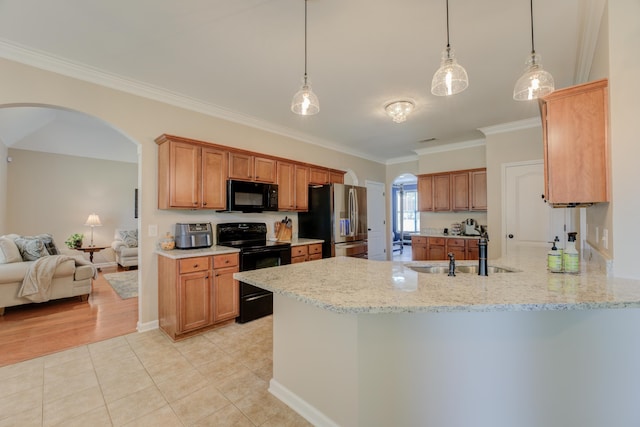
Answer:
0, 266, 138, 367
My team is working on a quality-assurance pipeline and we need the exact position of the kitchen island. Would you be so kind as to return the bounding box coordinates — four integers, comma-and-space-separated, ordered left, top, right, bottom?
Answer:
235, 249, 640, 427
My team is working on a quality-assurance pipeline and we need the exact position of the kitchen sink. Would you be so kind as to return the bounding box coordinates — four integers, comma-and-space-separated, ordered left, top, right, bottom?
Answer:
408, 265, 517, 274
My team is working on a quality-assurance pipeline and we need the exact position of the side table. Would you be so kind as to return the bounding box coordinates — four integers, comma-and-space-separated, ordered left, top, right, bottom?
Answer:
77, 246, 107, 263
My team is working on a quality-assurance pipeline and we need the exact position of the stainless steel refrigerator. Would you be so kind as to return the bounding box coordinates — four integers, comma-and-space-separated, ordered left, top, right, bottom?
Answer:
298, 183, 368, 258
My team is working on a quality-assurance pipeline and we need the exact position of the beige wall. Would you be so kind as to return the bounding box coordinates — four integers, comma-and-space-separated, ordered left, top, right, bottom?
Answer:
608, 0, 640, 278
484, 126, 543, 257
0, 140, 7, 232
5, 149, 137, 263
0, 57, 384, 328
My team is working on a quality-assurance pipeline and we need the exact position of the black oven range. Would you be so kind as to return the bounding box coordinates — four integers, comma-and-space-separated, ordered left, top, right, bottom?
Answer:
216, 222, 291, 323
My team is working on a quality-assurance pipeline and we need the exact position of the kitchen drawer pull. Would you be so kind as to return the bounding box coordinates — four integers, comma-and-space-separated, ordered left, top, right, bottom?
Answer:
193, 264, 198, 268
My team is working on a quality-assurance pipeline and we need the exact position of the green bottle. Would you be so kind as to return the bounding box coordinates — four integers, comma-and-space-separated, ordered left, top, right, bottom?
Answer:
548, 236, 563, 273
563, 232, 579, 274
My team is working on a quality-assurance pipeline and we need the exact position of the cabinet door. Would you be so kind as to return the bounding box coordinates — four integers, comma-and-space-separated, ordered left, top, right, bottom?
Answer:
470, 170, 487, 211
451, 172, 470, 211
213, 266, 239, 323
411, 236, 428, 261
169, 141, 201, 208
178, 270, 212, 333
254, 156, 276, 183
330, 171, 344, 184
466, 239, 479, 260
201, 147, 227, 210
541, 79, 609, 204
446, 239, 466, 260
277, 161, 296, 210
427, 245, 446, 260
228, 152, 253, 180
418, 175, 434, 211
433, 174, 451, 211
294, 165, 310, 211
309, 167, 330, 185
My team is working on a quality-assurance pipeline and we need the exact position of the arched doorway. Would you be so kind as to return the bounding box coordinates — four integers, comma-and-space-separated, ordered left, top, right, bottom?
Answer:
391, 173, 418, 261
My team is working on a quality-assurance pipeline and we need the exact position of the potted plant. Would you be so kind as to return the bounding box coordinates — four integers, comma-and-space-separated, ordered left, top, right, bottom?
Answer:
65, 233, 84, 249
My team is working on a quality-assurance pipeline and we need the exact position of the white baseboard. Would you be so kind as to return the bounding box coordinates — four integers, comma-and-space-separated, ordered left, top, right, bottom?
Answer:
137, 320, 159, 333
269, 379, 340, 427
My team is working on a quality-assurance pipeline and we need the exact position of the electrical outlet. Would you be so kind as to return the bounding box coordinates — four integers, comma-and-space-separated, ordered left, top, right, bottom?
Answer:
148, 224, 158, 237
602, 228, 608, 249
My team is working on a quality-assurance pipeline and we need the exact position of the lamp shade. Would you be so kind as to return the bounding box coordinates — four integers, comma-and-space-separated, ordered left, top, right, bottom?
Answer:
513, 53, 554, 100
431, 47, 469, 96
84, 213, 102, 227
291, 83, 320, 115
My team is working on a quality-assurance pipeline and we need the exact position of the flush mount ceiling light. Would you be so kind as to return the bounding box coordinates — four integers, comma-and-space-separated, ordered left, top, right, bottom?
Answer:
385, 101, 415, 123
513, 0, 555, 101
291, 0, 319, 115
431, 0, 469, 96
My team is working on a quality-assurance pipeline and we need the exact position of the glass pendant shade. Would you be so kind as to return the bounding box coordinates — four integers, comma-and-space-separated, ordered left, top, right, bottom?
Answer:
291, 81, 319, 115
431, 47, 469, 96
513, 53, 554, 100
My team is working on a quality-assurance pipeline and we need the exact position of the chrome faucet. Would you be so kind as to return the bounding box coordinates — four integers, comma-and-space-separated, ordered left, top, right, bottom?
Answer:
447, 252, 456, 277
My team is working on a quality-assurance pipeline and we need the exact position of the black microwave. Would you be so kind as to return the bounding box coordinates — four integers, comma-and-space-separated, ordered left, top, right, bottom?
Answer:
224, 180, 278, 213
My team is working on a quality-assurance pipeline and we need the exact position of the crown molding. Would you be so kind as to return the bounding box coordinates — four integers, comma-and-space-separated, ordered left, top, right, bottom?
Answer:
478, 117, 541, 136
413, 139, 485, 156
0, 39, 387, 165
385, 154, 419, 165
574, 0, 607, 84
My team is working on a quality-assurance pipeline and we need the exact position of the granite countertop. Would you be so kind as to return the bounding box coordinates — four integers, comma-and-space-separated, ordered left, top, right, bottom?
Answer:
413, 233, 481, 239
234, 247, 640, 314
288, 238, 324, 247
156, 245, 240, 259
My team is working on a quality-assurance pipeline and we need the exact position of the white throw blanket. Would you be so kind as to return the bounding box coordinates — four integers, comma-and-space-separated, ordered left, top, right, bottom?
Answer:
19, 255, 95, 302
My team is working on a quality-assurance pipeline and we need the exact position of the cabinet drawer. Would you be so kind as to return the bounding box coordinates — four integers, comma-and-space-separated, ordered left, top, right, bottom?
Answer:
308, 253, 323, 261
447, 238, 465, 247
308, 244, 322, 255
213, 253, 238, 269
179, 256, 210, 274
467, 239, 479, 248
412, 236, 427, 245
292, 246, 308, 257
427, 237, 445, 246
291, 255, 307, 264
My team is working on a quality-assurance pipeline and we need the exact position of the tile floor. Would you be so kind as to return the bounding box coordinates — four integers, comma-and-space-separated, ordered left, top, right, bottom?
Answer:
0, 316, 312, 426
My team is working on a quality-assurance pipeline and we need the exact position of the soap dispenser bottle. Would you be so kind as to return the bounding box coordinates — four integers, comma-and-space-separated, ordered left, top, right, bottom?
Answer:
547, 236, 563, 273
563, 232, 580, 274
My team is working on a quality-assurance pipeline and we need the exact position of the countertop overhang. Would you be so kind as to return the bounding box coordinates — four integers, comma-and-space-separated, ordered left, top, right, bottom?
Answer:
234, 248, 640, 314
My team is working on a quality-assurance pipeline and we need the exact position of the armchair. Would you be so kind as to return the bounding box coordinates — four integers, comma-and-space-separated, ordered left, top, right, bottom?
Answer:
111, 229, 138, 269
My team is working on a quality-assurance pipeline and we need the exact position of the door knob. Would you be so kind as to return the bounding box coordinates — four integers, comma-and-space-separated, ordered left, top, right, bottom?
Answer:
508, 234, 514, 239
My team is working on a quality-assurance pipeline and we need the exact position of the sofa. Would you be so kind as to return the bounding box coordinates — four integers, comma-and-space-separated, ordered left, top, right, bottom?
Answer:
111, 229, 138, 269
0, 234, 94, 315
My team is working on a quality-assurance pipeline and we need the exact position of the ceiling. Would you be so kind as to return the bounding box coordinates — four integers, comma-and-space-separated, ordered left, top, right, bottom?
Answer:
0, 0, 602, 164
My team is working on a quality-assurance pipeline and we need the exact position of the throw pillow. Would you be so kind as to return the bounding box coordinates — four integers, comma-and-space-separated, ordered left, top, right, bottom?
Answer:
14, 236, 49, 261
118, 230, 138, 248
0, 236, 23, 264
35, 233, 60, 255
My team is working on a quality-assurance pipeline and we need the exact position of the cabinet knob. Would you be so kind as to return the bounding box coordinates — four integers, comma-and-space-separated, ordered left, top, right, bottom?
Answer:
203, 201, 207, 206
193, 264, 198, 268
225, 259, 229, 264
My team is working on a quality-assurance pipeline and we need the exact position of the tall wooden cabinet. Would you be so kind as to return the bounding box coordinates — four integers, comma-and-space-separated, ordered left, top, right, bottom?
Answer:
158, 252, 239, 340
277, 162, 309, 211
539, 79, 609, 206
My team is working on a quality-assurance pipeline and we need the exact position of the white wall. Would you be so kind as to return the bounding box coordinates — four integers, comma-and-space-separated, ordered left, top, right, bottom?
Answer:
0, 139, 7, 233
6, 149, 137, 263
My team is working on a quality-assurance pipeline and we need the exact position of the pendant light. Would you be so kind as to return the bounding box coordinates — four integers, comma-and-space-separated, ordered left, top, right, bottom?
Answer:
513, 0, 554, 101
431, 0, 468, 96
291, 0, 319, 115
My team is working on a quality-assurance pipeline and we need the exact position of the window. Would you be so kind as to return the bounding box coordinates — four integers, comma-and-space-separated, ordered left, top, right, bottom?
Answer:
395, 186, 419, 234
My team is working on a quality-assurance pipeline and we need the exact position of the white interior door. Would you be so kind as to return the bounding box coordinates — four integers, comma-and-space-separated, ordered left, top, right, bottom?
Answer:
504, 161, 565, 256
366, 181, 386, 260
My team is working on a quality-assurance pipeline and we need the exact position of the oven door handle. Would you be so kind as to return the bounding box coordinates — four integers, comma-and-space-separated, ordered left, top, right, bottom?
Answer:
242, 247, 288, 255
245, 294, 271, 302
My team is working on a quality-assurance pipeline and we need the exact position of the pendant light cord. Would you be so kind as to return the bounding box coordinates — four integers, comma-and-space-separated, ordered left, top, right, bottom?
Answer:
303, 0, 308, 85
529, 0, 535, 55
445, 0, 450, 49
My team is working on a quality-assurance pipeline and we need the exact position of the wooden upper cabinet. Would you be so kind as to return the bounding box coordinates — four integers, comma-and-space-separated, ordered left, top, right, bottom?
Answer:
330, 170, 344, 184
294, 165, 310, 211
201, 146, 228, 210
451, 172, 470, 211
433, 174, 451, 211
418, 175, 434, 211
277, 161, 296, 210
539, 79, 609, 206
309, 167, 330, 185
228, 152, 276, 183
470, 169, 487, 211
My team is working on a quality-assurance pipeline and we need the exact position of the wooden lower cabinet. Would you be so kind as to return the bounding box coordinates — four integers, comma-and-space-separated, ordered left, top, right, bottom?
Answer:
292, 243, 323, 263
411, 237, 480, 261
158, 253, 239, 340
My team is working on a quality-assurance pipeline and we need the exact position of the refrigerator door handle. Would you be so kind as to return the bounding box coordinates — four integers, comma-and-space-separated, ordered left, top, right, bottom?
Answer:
348, 188, 356, 237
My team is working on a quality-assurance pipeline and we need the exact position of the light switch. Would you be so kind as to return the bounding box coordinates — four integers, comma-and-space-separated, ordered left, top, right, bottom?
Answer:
148, 224, 158, 237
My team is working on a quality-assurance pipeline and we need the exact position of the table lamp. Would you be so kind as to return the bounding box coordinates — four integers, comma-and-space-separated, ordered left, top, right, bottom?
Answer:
84, 213, 102, 247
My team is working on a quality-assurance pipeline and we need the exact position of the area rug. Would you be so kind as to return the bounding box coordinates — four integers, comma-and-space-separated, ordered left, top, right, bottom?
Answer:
103, 271, 138, 299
